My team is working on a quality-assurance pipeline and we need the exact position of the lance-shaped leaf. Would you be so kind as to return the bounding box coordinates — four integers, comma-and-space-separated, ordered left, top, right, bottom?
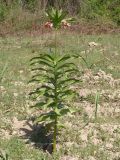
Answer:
29, 87, 46, 96
59, 107, 77, 116
35, 111, 57, 123
31, 67, 53, 74
28, 77, 49, 84
30, 54, 54, 62
65, 17, 76, 23
58, 78, 80, 88
31, 67, 47, 72
59, 90, 77, 100
55, 68, 78, 79
30, 59, 54, 68
57, 55, 71, 63
31, 74, 54, 83
57, 122, 65, 129
56, 62, 76, 71
31, 99, 55, 110
31, 102, 46, 109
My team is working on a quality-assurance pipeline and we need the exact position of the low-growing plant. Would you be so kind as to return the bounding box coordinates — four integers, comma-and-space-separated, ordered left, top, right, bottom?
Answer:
29, 8, 79, 153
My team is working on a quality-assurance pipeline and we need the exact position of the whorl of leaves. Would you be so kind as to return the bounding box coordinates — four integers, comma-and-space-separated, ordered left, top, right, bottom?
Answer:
30, 53, 79, 129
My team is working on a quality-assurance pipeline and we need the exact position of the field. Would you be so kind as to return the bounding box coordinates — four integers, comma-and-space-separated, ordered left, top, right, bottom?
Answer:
0, 32, 120, 160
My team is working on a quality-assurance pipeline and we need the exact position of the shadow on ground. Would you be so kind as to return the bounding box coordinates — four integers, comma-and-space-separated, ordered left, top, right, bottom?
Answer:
20, 120, 53, 153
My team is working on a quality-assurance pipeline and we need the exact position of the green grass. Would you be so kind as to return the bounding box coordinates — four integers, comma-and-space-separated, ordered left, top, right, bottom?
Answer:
0, 33, 120, 160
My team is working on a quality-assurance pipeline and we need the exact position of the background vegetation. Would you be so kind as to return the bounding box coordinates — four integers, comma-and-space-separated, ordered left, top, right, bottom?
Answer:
0, 0, 120, 33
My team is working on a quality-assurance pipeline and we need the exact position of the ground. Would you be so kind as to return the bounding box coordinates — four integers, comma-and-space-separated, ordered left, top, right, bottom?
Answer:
0, 32, 120, 160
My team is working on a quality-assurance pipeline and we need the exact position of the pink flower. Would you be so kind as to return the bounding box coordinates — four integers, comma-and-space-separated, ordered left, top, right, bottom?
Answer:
61, 20, 71, 28
44, 22, 53, 28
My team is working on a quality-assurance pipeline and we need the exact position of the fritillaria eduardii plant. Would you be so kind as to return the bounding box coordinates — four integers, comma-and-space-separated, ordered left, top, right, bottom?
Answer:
29, 8, 79, 153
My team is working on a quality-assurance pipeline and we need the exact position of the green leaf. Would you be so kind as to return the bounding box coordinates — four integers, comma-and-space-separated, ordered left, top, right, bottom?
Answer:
54, 68, 78, 79
57, 55, 71, 63
29, 75, 49, 83
29, 85, 55, 100
43, 92, 54, 99
65, 17, 76, 23
30, 56, 41, 61
60, 90, 76, 99
58, 78, 80, 87
43, 54, 54, 61
37, 56, 53, 63
59, 107, 77, 116
30, 60, 54, 68
31, 98, 55, 109
35, 111, 57, 123
31, 67, 54, 75
29, 52, 79, 137
35, 114, 50, 123
31, 74, 54, 83
57, 122, 65, 129
40, 85, 54, 91
31, 67, 47, 72
29, 87, 46, 96
59, 89, 73, 96
56, 62, 76, 71
59, 108, 70, 116
69, 107, 78, 114
54, 108, 61, 116
28, 79, 41, 83
46, 8, 67, 29
31, 102, 46, 109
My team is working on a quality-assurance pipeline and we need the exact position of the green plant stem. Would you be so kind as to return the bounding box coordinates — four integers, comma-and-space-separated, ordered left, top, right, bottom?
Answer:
53, 68, 58, 152
55, 29, 57, 55
53, 26, 59, 153
53, 116, 57, 152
